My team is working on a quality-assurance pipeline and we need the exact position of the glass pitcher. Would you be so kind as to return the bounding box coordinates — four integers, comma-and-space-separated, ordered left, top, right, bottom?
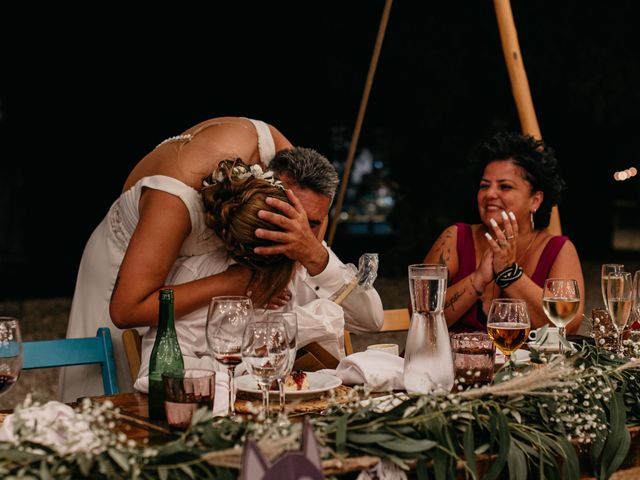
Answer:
403, 264, 454, 394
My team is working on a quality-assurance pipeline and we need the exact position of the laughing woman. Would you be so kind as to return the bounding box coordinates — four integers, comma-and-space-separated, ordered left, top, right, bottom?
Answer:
421, 132, 585, 334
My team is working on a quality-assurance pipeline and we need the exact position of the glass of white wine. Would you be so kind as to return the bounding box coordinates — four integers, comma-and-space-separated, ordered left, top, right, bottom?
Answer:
542, 278, 581, 354
601, 264, 623, 313
486, 299, 531, 365
607, 271, 633, 354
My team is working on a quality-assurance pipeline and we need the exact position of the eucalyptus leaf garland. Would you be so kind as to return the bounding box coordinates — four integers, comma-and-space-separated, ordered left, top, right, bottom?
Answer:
0, 343, 639, 479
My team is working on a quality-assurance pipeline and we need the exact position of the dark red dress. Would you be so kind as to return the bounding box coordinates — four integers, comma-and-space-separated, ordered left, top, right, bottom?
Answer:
449, 222, 568, 332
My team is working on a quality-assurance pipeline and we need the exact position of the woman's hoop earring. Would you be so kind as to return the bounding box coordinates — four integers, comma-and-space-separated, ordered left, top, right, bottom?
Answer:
530, 211, 535, 231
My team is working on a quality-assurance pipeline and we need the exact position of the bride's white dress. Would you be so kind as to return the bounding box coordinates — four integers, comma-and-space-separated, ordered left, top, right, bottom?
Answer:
59, 118, 275, 402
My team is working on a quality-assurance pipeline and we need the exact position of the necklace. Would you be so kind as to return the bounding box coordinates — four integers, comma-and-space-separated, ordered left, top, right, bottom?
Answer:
516, 230, 539, 265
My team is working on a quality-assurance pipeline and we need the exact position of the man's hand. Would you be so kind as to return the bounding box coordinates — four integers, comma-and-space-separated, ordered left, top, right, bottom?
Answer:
254, 189, 329, 275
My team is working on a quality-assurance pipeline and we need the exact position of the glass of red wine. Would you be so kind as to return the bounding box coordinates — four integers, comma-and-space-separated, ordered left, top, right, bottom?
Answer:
205, 296, 253, 418
0, 317, 22, 397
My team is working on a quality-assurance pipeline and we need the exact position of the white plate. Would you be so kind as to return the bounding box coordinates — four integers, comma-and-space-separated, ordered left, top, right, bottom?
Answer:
235, 372, 342, 400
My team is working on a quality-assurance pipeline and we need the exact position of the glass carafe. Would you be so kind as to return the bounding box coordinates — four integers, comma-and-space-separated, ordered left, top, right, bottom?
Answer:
403, 264, 454, 394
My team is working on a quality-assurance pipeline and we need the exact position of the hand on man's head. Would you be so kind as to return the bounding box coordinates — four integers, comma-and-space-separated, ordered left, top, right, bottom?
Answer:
254, 188, 329, 276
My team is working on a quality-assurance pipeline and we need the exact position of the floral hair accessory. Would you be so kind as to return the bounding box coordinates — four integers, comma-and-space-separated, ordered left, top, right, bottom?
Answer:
202, 162, 285, 190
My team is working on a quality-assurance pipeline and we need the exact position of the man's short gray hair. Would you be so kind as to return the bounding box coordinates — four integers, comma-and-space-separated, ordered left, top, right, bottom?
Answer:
269, 147, 339, 200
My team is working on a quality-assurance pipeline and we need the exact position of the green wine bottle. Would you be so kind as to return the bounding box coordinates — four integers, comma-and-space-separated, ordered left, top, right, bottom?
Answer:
148, 289, 184, 420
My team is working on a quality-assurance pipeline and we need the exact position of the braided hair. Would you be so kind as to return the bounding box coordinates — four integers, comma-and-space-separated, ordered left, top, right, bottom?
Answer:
201, 159, 294, 307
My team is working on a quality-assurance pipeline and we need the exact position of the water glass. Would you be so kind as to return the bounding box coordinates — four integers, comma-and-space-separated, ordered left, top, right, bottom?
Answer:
163, 369, 216, 429
451, 333, 495, 387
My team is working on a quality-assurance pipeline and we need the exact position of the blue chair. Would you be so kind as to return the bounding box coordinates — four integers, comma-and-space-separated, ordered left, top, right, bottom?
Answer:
23, 327, 119, 395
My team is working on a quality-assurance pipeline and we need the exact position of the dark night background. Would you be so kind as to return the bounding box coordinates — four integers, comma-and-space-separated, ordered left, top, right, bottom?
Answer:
2, 1, 640, 299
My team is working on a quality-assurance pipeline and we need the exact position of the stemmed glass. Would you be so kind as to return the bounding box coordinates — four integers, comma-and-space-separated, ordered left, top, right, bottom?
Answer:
542, 278, 580, 354
607, 271, 633, 354
602, 264, 624, 312
205, 296, 253, 418
0, 317, 22, 398
629, 270, 640, 330
241, 319, 289, 419
268, 312, 298, 415
486, 299, 531, 365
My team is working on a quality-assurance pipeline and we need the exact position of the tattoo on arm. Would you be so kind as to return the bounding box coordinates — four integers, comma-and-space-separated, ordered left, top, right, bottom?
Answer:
434, 230, 453, 265
445, 290, 464, 312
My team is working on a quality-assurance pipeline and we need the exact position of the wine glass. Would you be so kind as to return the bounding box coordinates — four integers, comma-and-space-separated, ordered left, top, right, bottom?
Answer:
0, 317, 22, 398
205, 296, 253, 418
542, 278, 581, 354
486, 299, 531, 365
267, 312, 298, 415
241, 319, 289, 420
601, 264, 624, 312
607, 271, 633, 354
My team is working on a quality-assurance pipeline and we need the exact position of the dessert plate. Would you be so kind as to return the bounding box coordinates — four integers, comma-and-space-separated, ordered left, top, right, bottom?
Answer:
235, 372, 342, 400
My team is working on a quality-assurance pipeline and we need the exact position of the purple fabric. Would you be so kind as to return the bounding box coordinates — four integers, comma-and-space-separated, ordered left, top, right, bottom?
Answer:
449, 223, 568, 332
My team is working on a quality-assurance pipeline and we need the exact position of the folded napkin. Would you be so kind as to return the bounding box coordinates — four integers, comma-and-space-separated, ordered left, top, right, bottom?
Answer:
319, 350, 404, 392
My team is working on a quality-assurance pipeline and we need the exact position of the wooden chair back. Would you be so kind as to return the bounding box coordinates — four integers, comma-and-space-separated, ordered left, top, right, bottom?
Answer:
23, 327, 119, 395
122, 329, 142, 381
344, 308, 410, 356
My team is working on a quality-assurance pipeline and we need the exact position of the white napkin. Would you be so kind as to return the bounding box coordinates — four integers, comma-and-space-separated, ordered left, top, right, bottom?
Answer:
319, 350, 404, 392
292, 299, 346, 360
134, 371, 230, 417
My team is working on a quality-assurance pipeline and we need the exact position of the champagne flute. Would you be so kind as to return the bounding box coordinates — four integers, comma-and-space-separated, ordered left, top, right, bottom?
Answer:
542, 278, 580, 354
629, 270, 640, 330
486, 299, 531, 365
607, 271, 633, 354
601, 264, 624, 312
241, 319, 289, 420
267, 312, 298, 415
205, 296, 253, 418
0, 317, 22, 398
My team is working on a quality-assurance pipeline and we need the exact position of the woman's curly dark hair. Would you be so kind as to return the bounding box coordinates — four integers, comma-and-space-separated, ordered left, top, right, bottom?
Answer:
201, 159, 294, 307
472, 132, 566, 229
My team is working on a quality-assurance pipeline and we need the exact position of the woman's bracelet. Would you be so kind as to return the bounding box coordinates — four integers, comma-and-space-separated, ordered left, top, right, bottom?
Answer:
494, 263, 523, 289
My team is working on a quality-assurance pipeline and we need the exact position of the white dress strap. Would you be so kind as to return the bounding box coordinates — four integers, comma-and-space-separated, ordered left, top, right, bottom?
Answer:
243, 118, 276, 165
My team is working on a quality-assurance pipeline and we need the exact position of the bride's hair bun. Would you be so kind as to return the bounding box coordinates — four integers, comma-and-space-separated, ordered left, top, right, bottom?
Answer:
201, 159, 294, 306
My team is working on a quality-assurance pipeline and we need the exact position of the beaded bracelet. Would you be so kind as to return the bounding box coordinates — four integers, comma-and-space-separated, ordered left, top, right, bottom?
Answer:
494, 263, 523, 289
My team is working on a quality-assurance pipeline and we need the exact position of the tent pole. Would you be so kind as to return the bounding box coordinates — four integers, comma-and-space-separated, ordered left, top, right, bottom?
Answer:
493, 0, 562, 235
327, 0, 393, 246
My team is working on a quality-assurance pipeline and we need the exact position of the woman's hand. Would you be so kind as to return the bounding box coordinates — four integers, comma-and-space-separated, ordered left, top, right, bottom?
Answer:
484, 210, 519, 275
475, 247, 494, 290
